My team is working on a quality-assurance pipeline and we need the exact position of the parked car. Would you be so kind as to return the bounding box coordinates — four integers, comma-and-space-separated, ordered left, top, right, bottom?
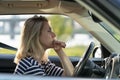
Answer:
0, 0, 120, 79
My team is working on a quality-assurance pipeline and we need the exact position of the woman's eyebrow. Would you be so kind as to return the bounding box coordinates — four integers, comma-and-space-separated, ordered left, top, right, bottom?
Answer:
49, 27, 52, 30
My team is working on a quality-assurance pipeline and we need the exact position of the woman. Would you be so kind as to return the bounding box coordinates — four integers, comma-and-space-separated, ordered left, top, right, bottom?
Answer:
14, 16, 74, 76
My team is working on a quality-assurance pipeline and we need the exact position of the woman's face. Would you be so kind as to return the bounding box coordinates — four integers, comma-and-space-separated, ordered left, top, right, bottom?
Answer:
39, 21, 56, 50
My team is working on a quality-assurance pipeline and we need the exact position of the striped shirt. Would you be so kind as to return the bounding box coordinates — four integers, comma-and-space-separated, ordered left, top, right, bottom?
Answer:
14, 57, 63, 76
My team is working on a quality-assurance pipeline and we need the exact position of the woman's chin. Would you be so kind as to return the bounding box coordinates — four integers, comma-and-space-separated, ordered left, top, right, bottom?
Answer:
47, 45, 54, 49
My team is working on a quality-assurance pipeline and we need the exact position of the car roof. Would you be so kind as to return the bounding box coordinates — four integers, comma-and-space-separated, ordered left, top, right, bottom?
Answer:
0, 0, 88, 16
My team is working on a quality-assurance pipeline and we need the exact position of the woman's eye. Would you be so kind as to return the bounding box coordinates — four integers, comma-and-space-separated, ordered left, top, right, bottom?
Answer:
48, 30, 51, 32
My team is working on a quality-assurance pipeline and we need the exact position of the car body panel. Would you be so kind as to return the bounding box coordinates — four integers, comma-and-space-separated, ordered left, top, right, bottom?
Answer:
0, 0, 120, 79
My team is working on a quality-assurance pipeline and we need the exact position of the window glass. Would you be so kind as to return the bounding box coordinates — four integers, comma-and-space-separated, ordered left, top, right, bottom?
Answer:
0, 14, 99, 57
109, 0, 120, 9
99, 22, 120, 42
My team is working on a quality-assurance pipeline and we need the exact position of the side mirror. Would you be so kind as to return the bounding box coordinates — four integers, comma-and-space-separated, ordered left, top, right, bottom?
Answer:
93, 47, 102, 58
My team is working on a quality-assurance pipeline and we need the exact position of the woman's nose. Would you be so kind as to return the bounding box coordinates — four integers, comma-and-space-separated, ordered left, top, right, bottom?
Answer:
52, 32, 56, 38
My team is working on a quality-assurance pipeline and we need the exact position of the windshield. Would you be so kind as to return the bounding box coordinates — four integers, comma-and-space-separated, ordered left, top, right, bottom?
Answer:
99, 22, 120, 43
109, 0, 120, 9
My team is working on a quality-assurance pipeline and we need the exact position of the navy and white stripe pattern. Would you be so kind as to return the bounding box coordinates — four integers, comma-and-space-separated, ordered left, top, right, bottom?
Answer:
14, 57, 63, 76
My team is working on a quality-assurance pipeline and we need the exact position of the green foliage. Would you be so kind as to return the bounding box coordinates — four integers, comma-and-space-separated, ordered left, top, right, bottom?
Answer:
49, 46, 87, 57
48, 15, 73, 41
0, 46, 87, 57
0, 48, 16, 54
114, 34, 120, 42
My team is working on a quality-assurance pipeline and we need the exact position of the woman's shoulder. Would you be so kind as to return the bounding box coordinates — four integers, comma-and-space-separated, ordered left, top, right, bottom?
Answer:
19, 57, 39, 67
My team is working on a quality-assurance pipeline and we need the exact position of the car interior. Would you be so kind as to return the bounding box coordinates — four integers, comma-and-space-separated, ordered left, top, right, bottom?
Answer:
0, 39, 108, 78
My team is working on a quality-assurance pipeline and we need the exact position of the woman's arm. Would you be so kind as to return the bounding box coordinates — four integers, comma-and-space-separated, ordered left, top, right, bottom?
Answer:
56, 49, 74, 76
53, 40, 74, 76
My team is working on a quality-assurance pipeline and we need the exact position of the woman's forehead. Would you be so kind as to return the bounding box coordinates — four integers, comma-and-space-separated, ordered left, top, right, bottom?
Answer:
43, 21, 51, 29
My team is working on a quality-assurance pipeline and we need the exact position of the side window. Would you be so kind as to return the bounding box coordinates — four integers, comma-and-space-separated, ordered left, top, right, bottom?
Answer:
0, 15, 99, 57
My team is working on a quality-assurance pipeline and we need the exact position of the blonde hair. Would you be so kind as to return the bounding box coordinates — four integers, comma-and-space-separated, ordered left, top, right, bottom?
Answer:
14, 16, 48, 64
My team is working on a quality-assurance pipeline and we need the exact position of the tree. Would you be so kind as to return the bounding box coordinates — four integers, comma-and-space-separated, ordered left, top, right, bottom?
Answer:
48, 15, 73, 41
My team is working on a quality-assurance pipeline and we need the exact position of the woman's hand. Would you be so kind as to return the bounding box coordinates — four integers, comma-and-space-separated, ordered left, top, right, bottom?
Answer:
52, 40, 66, 52
52, 40, 74, 76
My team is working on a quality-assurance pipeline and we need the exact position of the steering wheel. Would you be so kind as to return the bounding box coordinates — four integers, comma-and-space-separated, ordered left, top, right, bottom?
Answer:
74, 42, 95, 77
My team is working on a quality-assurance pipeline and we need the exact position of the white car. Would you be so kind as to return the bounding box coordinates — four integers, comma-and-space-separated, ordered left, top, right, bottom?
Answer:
0, 0, 120, 79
